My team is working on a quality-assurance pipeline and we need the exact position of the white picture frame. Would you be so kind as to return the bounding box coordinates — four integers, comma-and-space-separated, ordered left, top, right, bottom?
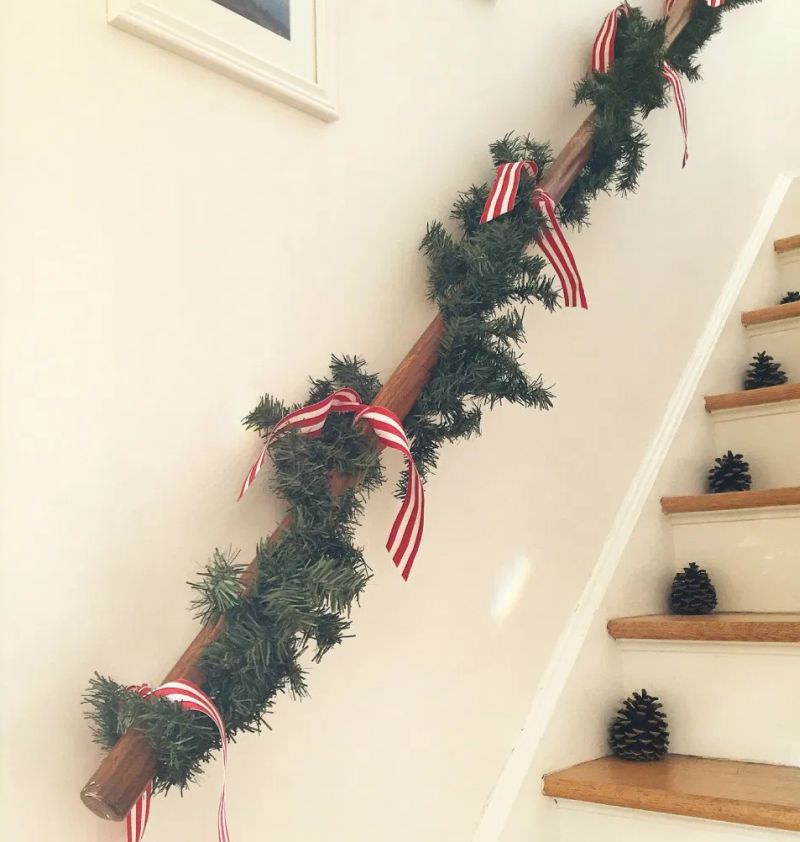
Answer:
107, 0, 337, 121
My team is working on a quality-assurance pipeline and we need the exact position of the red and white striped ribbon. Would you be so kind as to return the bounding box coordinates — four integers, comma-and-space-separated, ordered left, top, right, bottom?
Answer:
126, 680, 230, 842
237, 388, 361, 499
591, 3, 630, 74
665, 0, 725, 11
354, 405, 425, 579
479, 161, 539, 223
661, 61, 688, 168
595, 0, 725, 76
479, 165, 587, 309
238, 388, 425, 580
532, 189, 588, 310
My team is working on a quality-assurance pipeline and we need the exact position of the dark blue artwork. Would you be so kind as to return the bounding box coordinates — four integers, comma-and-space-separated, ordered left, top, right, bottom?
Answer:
211, 0, 291, 40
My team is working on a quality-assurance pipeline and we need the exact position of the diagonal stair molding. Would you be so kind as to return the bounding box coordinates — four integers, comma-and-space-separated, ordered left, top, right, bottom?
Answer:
80, 0, 743, 825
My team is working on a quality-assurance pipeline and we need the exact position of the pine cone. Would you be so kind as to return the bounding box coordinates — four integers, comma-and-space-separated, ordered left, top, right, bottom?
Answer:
707, 450, 751, 493
609, 689, 669, 761
670, 562, 717, 614
780, 291, 800, 304
744, 351, 788, 390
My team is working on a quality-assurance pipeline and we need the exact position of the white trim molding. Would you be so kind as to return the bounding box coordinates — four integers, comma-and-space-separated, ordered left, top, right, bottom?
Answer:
557, 801, 800, 840
666, 504, 800, 527
745, 314, 800, 339
708, 398, 800, 422
107, 0, 338, 121
471, 171, 797, 842
618, 639, 800, 657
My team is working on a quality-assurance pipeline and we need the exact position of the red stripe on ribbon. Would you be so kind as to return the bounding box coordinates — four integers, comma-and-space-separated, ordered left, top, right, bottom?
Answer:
479, 164, 587, 309
237, 388, 361, 500
354, 406, 425, 579
532, 189, 588, 310
238, 388, 426, 580
661, 61, 688, 168
480, 161, 539, 223
591, 4, 630, 74
125, 681, 230, 842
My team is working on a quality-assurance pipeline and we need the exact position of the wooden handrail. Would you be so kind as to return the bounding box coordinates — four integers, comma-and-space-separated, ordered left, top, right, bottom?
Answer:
81, 0, 701, 821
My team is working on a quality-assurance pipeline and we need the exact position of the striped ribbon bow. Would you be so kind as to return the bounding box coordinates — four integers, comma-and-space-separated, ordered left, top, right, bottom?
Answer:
532, 189, 587, 309
480, 161, 539, 223
126, 681, 230, 842
595, 0, 725, 75
661, 61, 688, 167
238, 388, 425, 580
478, 163, 587, 309
591, 3, 630, 74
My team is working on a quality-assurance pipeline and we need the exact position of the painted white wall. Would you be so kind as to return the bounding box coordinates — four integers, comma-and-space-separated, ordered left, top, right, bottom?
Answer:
496, 178, 800, 841
0, 2, 799, 841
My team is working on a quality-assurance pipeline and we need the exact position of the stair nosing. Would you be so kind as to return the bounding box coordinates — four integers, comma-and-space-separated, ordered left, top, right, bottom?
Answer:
607, 613, 800, 643
543, 755, 800, 832
705, 382, 800, 413
661, 487, 800, 515
774, 234, 800, 254
741, 300, 800, 327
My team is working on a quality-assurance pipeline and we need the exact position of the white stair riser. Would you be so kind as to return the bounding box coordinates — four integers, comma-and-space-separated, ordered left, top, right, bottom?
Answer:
778, 253, 800, 293
710, 404, 800, 489
557, 801, 798, 842
746, 319, 800, 380
670, 509, 800, 611
618, 642, 800, 766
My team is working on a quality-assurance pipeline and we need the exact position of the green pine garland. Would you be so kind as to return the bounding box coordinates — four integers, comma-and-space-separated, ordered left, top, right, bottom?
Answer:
84, 0, 759, 800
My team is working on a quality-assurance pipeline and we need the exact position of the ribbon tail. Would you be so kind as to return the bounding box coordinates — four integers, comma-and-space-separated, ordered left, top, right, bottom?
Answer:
126, 787, 151, 842
533, 190, 588, 309
661, 62, 688, 168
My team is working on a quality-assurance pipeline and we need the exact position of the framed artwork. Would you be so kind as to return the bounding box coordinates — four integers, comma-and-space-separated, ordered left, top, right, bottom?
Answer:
108, 0, 337, 121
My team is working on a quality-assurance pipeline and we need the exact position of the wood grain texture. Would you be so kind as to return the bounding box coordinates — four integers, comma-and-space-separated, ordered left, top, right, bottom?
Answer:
661, 487, 800, 515
774, 234, 800, 254
607, 613, 800, 642
82, 0, 704, 822
704, 382, 800, 413
741, 300, 800, 327
543, 755, 800, 831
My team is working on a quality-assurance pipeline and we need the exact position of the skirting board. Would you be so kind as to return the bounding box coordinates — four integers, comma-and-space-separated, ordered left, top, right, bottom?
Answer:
471, 169, 800, 842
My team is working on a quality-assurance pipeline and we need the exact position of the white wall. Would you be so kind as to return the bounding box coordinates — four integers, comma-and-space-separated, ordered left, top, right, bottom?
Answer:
1, 2, 798, 841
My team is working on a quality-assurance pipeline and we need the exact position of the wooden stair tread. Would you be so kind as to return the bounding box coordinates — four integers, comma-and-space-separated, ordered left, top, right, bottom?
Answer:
543, 755, 800, 831
608, 613, 800, 642
741, 300, 800, 327
705, 382, 800, 412
661, 486, 800, 514
774, 234, 800, 254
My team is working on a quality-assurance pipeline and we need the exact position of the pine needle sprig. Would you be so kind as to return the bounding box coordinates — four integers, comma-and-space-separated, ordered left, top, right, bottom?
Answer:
189, 547, 246, 626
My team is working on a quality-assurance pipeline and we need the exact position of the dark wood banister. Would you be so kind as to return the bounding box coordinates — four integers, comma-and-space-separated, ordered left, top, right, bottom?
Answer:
80, 0, 699, 821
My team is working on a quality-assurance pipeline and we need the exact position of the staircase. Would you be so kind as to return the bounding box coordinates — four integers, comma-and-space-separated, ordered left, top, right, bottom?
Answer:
542, 236, 800, 839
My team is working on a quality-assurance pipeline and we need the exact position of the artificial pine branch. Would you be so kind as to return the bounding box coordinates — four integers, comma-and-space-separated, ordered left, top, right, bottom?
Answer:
563, 9, 667, 226
189, 547, 246, 626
